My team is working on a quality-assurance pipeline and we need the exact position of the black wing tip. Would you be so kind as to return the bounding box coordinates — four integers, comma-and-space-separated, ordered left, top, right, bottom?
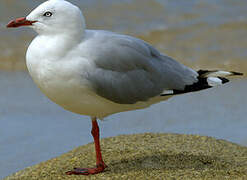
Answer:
218, 77, 230, 84
160, 70, 243, 97
231, 71, 244, 76
197, 69, 210, 76
161, 76, 229, 97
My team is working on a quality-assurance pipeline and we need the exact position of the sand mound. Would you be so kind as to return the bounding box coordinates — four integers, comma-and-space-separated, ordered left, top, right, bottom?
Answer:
4, 133, 247, 179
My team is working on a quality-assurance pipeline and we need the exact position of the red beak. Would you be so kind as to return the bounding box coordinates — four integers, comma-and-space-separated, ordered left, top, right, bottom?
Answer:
6, 17, 37, 28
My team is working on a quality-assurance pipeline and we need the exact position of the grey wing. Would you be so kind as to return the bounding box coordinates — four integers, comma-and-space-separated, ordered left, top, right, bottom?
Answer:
85, 31, 198, 104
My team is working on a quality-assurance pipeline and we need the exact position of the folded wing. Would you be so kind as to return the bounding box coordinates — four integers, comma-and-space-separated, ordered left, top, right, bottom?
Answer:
84, 31, 198, 104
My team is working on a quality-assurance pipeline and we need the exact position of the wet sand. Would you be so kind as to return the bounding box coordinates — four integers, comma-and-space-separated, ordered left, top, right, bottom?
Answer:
4, 133, 247, 179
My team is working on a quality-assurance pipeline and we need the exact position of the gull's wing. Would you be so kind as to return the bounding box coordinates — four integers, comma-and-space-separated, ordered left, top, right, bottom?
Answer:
82, 30, 198, 104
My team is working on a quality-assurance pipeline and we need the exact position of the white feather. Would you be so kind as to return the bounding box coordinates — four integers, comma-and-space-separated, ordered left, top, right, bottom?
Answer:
207, 77, 222, 86
161, 90, 174, 95
204, 71, 232, 77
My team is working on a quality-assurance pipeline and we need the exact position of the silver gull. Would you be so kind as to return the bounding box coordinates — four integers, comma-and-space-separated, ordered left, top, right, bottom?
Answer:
7, 0, 243, 175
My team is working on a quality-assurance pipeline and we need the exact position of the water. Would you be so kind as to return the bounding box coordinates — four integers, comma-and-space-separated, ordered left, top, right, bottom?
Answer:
0, 0, 247, 178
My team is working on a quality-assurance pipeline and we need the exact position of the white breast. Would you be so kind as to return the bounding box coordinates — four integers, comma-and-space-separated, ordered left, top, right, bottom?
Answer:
26, 36, 122, 118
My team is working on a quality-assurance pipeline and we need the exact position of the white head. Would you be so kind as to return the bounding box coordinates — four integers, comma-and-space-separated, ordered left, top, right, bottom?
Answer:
7, 0, 86, 36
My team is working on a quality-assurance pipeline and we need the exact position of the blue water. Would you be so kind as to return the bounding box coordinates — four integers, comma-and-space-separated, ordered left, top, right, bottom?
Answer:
0, 71, 246, 178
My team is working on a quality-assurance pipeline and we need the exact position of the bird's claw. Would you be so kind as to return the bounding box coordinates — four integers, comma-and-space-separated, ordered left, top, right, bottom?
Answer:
66, 163, 107, 175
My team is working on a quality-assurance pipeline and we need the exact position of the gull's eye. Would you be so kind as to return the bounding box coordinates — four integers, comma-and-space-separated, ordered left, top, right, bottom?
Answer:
43, 12, 53, 17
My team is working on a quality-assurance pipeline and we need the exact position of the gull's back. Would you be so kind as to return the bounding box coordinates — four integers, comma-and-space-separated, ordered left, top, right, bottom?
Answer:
77, 29, 198, 104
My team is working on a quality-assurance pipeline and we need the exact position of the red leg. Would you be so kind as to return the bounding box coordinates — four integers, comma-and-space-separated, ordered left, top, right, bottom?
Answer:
66, 117, 107, 175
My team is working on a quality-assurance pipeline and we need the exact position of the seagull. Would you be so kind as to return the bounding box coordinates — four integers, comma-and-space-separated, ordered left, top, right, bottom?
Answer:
7, 0, 243, 176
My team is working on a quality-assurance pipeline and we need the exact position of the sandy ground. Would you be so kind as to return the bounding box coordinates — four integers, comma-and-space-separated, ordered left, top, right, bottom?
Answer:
4, 133, 247, 180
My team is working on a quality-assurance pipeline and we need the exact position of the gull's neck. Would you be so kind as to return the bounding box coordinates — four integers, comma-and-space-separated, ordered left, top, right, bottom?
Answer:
33, 28, 85, 59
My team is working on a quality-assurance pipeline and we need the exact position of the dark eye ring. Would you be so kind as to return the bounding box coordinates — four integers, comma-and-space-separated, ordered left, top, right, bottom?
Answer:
43, 12, 52, 17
